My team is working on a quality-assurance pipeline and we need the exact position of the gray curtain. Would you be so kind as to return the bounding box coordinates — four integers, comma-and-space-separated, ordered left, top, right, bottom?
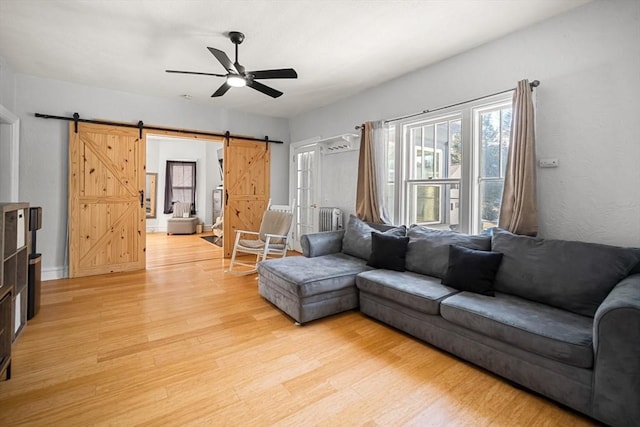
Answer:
499, 79, 538, 236
356, 121, 389, 224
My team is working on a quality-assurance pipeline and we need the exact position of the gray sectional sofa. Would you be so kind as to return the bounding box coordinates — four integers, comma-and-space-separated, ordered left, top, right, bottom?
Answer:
257, 215, 640, 426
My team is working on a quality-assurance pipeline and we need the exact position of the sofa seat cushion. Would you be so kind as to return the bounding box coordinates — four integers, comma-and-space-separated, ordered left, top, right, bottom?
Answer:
441, 292, 594, 368
257, 253, 370, 298
356, 270, 458, 315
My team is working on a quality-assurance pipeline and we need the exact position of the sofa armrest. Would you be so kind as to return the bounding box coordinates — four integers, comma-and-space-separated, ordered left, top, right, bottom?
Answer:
592, 273, 640, 425
300, 230, 345, 257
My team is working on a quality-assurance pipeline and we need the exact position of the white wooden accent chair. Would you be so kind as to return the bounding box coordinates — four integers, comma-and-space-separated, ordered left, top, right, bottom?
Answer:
227, 200, 295, 275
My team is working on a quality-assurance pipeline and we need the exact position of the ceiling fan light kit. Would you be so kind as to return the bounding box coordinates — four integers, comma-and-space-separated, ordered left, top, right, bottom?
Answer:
166, 31, 297, 98
226, 75, 246, 87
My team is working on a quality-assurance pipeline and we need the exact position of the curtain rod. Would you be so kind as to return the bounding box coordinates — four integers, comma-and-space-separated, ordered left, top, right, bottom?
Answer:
34, 112, 284, 144
355, 80, 540, 130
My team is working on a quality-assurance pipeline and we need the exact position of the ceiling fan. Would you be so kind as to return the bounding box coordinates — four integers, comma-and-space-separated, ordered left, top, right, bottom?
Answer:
166, 31, 297, 98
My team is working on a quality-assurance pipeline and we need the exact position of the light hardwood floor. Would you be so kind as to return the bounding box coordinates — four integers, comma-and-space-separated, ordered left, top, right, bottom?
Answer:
0, 233, 597, 426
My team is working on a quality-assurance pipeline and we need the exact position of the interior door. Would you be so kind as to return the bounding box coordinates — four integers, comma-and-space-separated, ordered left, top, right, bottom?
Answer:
68, 122, 146, 278
223, 137, 270, 258
291, 143, 320, 252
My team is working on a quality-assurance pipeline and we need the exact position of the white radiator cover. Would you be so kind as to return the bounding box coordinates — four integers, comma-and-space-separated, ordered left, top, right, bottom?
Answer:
319, 207, 343, 231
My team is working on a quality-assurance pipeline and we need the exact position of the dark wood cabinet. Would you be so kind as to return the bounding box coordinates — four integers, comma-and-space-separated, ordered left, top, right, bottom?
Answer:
1, 202, 30, 380
0, 289, 11, 380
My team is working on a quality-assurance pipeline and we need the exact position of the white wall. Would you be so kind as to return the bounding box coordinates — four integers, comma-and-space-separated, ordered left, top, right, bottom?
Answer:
13, 75, 289, 279
0, 56, 16, 110
0, 120, 12, 201
0, 56, 17, 201
146, 135, 223, 232
289, 0, 640, 247
319, 150, 359, 216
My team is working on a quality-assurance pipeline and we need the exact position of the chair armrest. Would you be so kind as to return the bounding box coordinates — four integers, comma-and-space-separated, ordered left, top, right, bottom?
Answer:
301, 230, 345, 258
264, 233, 289, 240
592, 273, 640, 425
235, 230, 259, 238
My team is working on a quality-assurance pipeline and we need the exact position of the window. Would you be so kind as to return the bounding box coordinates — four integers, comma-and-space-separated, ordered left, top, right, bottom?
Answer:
163, 160, 196, 214
476, 104, 512, 232
385, 94, 512, 234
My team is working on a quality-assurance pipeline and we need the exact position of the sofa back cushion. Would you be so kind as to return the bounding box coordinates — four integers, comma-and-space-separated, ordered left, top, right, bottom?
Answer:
405, 225, 491, 279
342, 215, 406, 260
492, 228, 640, 317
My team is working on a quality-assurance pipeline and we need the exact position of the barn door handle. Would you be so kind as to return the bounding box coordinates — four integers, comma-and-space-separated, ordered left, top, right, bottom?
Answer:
139, 190, 144, 208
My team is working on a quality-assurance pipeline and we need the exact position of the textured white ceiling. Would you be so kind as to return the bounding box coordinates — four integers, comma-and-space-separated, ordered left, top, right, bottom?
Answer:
0, 0, 589, 118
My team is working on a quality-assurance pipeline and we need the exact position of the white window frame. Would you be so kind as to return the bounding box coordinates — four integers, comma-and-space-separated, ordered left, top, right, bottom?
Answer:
388, 93, 513, 234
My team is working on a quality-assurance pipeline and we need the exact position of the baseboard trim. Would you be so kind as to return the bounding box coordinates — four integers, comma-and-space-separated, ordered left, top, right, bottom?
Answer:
42, 266, 68, 281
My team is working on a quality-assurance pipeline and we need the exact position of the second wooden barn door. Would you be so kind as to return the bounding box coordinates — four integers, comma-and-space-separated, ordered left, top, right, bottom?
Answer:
68, 122, 146, 278
223, 137, 270, 257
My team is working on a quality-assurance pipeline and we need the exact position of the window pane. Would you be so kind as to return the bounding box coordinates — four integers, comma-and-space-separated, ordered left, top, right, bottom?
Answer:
408, 182, 460, 230
173, 165, 185, 186
387, 126, 396, 183
435, 123, 448, 179
410, 127, 422, 179
500, 108, 512, 177
385, 125, 396, 224
448, 119, 461, 179
417, 185, 440, 223
423, 125, 434, 178
480, 110, 501, 178
173, 188, 192, 204
479, 180, 504, 230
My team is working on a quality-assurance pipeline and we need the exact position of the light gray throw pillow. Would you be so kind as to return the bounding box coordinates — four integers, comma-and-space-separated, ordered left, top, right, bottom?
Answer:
404, 225, 491, 279
492, 228, 640, 317
341, 215, 406, 261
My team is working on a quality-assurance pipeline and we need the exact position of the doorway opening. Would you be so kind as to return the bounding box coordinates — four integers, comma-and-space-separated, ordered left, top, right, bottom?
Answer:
146, 134, 223, 268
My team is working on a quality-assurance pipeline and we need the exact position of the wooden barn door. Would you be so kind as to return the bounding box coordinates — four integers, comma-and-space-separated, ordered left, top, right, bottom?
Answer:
223, 137, 270, 257
68, 122, 146, 278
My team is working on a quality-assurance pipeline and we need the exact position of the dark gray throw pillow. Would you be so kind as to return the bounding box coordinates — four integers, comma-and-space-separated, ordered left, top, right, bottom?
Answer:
367, 232, 410, 271
441, 245, 503, 296
342, 215, 406, 260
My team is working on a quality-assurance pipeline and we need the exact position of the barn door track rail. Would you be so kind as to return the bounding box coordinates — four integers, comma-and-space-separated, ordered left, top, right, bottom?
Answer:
34, 112, 284, 144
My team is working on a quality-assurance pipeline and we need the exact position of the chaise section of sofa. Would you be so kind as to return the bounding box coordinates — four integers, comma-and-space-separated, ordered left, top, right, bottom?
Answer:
257, 216, 402, 324
257, 250, 368, 324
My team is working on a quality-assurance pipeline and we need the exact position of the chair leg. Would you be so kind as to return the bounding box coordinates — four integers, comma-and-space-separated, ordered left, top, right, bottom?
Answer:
258, 237, 270, 265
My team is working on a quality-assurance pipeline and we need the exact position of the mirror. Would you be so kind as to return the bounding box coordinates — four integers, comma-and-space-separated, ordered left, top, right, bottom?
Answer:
146, 173, 157, 218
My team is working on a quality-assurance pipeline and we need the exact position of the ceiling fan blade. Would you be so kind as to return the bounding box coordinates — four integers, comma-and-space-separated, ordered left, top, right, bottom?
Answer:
166, 70, 226, 77
247, 80, 283, 98
250, 68, 298, 79
211, 82, 231, 97
207, 47, 237, 73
